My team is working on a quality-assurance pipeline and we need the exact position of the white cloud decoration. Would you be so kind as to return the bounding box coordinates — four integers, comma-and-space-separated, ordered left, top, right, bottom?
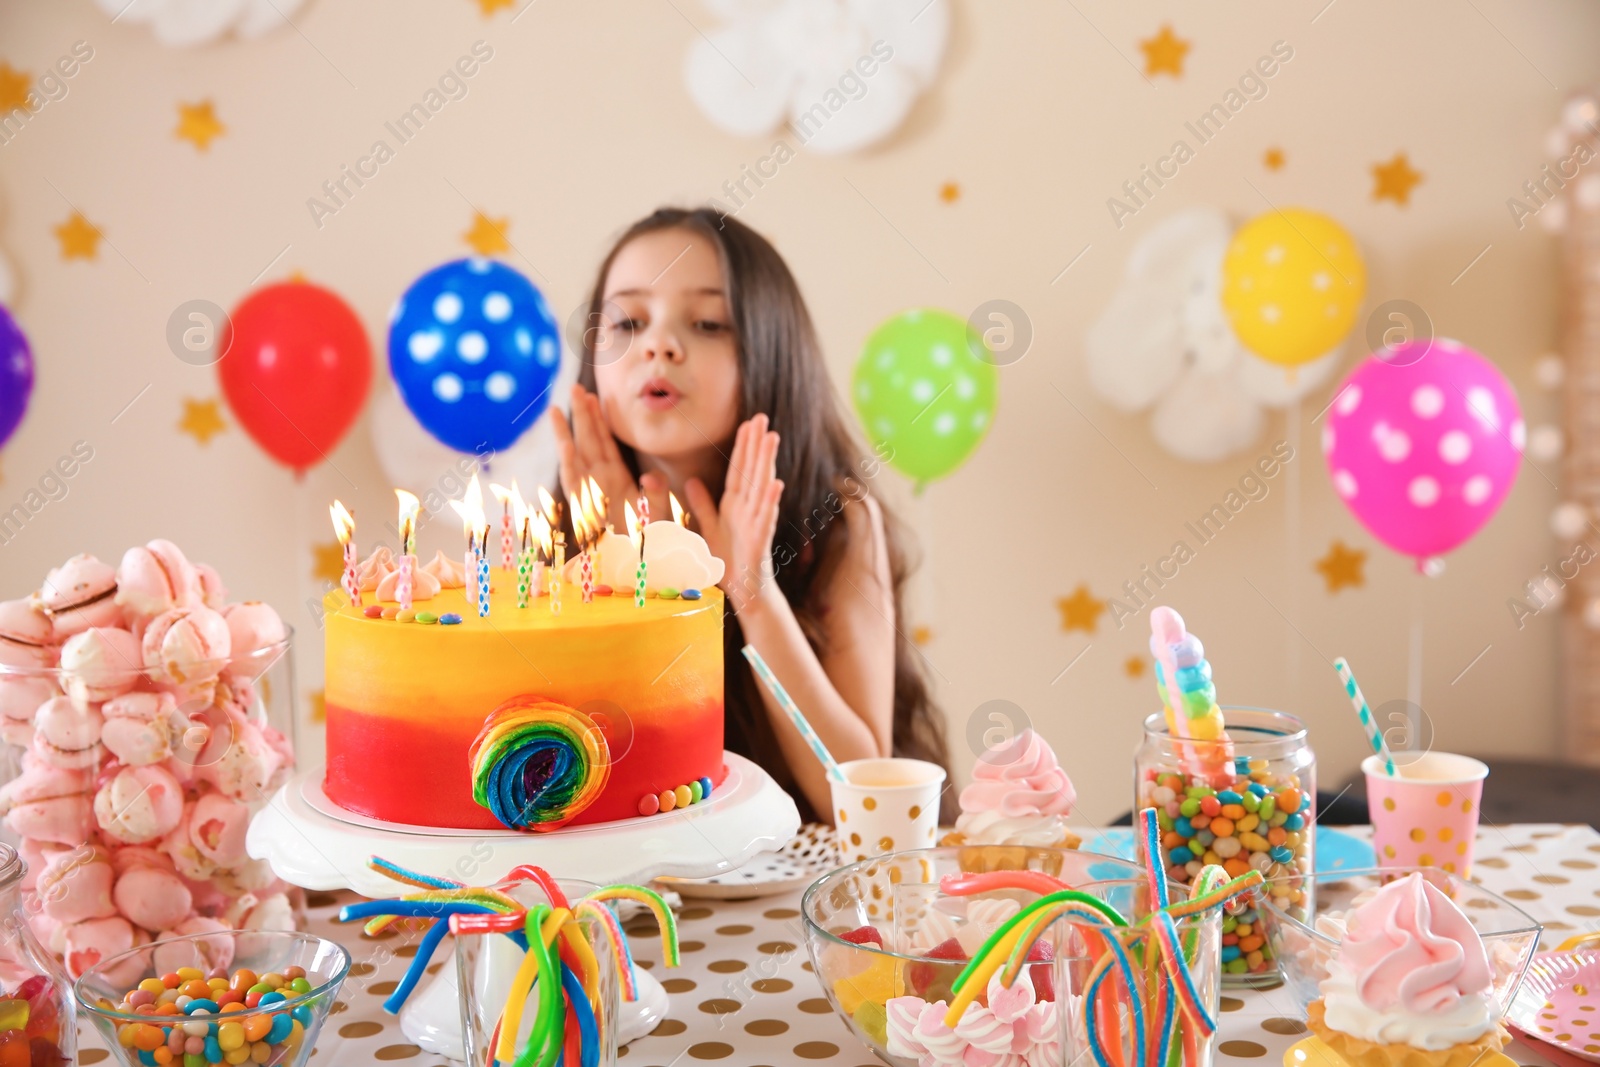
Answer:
1085, 208, 1343, 464
683, 0, 949, 156
94, 0, 311, 47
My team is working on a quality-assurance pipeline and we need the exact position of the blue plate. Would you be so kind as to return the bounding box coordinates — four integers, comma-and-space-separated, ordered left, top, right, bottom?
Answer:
1083, 825, 1374, 880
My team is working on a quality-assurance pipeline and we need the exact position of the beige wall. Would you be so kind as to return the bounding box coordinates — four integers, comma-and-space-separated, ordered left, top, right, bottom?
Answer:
0, 0, 1593, 826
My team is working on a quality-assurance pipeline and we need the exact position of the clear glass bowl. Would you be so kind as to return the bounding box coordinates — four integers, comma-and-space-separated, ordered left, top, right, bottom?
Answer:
1258, 867, 1542, 1019
74, 930, 349, 1067
800, 846, 1146, 1067
454, 877, 620, 1067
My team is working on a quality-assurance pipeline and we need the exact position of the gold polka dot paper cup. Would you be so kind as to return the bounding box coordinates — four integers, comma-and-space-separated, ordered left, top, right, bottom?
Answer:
1364, 752, 1488, 876
830, 758, 945, 864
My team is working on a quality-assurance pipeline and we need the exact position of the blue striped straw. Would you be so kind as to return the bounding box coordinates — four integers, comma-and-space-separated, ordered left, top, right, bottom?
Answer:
1333, 657, 1395, 777
741, 644, 845, 782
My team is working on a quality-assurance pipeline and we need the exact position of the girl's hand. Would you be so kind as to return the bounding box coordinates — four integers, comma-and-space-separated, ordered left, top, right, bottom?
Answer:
686, 415, 783, 612
550, 383, 665, 529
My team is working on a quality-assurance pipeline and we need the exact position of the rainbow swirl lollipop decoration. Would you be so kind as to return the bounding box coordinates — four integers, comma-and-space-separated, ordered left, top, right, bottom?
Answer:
1149, 607, 1227, 744
470, 698, 612, 831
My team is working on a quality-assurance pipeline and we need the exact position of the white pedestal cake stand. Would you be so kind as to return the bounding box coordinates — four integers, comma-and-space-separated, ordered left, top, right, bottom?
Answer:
247, 752, 801, 1061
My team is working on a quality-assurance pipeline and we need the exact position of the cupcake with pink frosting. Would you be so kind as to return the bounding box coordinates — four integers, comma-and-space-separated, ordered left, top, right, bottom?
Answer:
940, 729, 1080, 872
1305, 872, 1507, 1067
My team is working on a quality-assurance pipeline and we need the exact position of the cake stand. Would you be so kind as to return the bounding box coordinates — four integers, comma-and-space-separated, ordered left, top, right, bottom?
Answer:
247, 752, 800, 1061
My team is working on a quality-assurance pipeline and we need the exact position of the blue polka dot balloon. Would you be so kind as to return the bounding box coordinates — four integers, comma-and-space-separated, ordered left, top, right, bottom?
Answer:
388, 258, 561, 454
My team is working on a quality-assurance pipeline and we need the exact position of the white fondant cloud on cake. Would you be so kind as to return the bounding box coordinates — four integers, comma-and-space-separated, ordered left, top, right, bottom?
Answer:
563, 521, 725, 593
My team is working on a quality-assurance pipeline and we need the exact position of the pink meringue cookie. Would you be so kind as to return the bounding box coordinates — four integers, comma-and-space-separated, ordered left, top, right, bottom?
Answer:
60, 626, 143, 705
64, 915, 141, 980
94, 764, 184, 844
32, 694, 105, 769
0, 674, 57, 747
37, 845, 118, 924
0, 598, 54, 668
115, 539, 202, 621
113, 864, 194, 932
356, 545, 396, 592
221, 602, 286, 680
152, 915, 234, 975
375, 563, 441, 603
101, 691, 179, 766
160, 806, 217, 881
196, 713, 283, 802
18, 837, 66, 891
189, 791, 250, 868
0, 756, 94, 843
108, 844, 177, 875
224, 892, 297, 958
194, 563, 228, 610
34, 553, 123, 640
421, 549, 466, 589
141, 606, 231, 687
27, 909, 66, 957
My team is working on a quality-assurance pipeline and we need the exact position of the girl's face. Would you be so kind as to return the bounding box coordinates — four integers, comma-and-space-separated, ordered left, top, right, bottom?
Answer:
591, 228, 742, 462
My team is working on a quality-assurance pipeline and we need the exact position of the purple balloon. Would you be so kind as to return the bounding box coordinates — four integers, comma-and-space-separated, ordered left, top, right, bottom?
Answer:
0, 305, 31, 450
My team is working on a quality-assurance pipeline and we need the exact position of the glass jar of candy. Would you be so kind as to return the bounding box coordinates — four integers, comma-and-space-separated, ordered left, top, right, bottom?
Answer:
1134, 707, 1315, 988
0, 843, 73, 1065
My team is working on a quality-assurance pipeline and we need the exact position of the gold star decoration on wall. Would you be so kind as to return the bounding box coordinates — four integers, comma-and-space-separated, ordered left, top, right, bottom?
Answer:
1372, 153, 1423, 206
939, 182, 960, 204
175, 101, 226, 151
0, 64, 30, 114
1315, 540, 1367, 593
177, 398, 227, 444
312, 541, 346, 585
463, 211, 511, 256
1139, 25, 1189, 78
309, 689, 326, 724
1124, 656, 1146, 679
1056, 584, 1107, 634
54, 211, 102, 260
476, 0, 515, 15
912, 625, 933, 646
1263, 147, 1285, 171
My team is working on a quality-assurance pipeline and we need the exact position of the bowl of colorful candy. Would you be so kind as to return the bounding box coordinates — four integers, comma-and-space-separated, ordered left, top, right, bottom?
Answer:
73, 931, 350, 1067
801, 845, 1160, 1067
1258, 867, 1541, 1018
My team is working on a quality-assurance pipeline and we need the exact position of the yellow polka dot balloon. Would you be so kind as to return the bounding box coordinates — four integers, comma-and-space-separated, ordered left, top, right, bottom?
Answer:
1221, 208, 1366, 367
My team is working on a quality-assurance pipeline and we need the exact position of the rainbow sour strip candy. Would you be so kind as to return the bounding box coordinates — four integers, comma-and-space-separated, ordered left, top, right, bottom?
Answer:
469, 698, 611, 831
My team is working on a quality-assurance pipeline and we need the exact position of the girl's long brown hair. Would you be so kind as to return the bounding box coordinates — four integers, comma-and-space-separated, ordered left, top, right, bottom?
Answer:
577, 207, 950, 823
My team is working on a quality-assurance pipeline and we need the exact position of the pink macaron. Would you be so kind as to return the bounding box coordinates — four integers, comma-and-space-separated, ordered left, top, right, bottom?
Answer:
0, 755, 93, 845
0, 598, 55, 669
100, 691, 178, 766
141, 606, 231, 688
37, 845, 118, 925
115, 539, 201, 621
59, 626, 142, 705
194, 562, 228, 610
113, 864, 194, 933
32, 694, 105, 770
221, 602, 286, 681
93, 763, 184, 844
0, 673, 58, 748
34, 553, 123, 640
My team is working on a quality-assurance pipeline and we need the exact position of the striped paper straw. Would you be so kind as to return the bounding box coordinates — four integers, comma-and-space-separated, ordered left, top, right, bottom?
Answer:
741, 644, 845, 782
1333, 656, 1394, 776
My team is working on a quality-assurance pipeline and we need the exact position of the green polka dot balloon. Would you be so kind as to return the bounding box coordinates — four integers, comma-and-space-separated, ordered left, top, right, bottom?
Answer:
852, 309, 998, 489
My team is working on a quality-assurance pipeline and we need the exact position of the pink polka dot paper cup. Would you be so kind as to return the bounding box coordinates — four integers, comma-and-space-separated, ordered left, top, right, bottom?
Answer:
831, 758, 946, 865
1364, 752, 1489, 877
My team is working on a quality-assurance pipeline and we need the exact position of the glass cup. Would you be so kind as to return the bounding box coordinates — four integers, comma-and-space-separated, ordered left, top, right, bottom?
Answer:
1364, 752, 1488, 876
830, 758, 946, 864
454, 877, 619, 1067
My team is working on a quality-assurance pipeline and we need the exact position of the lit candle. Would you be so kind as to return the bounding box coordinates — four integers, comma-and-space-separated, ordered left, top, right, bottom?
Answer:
588, 476, 608, 592
490, 481, 517, 572
476, 526, 491, 617
448, 474, 487, 607
395, 490, 420, 611
514, 488, 533, 609
551, 527, 565, 618
541, 488, 564, 617
330, 500, 360, 606
531, 513, 549, 601
571, 489, 593, 604
626, 500, 646, 608
670, 491, 688, 527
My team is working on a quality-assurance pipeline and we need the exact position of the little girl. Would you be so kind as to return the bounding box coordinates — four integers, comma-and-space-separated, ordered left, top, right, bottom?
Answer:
551, 207, 949, 824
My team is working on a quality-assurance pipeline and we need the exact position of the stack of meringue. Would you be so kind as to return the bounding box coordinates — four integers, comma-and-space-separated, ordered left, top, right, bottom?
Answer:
0, 540, 296, 987
887, 968, 1060, 1067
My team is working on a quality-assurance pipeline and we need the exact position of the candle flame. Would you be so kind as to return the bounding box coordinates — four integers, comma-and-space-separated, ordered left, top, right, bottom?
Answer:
669, 491, 687, 526
537, 485, 558, 523
490, 480, 519, 511
535, 513, 553, 560
395, 489, 420, 554
448, 473, 487, 541
625, 499, 642, 552
568, 490, 588, 546
511, 485, 531, 546
329, 500, 354, 545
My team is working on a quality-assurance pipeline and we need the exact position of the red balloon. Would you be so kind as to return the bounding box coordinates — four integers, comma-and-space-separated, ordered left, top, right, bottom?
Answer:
218, 282, 372, 473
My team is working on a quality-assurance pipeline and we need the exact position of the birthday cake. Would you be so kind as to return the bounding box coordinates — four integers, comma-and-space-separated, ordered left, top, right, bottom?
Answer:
322, 488, 729, 833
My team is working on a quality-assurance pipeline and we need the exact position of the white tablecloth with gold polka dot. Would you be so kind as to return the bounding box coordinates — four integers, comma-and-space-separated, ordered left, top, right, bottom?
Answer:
77, 823, 1600, 1066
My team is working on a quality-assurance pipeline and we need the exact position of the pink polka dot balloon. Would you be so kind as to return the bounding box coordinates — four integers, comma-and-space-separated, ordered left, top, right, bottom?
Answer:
1322, 339, 1523, 563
